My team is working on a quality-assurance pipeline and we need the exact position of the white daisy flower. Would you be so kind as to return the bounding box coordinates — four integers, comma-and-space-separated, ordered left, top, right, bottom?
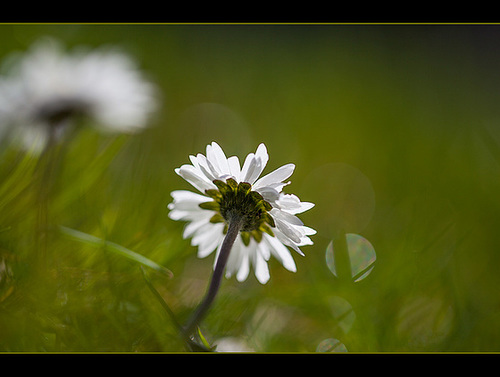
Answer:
168, 141, 316, 284
0, 38, 158, 152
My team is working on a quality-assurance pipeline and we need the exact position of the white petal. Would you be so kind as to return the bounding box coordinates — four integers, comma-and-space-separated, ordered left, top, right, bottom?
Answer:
236, 249, 250, 282
171, 201, 207, 211
301, 226, 317, 236
240, 153, 263, 184
205, 143, 217, 169
240, 144, 269, 185
194, 153, 218, 181
271, 208, 304, 226
254, 143, 269, 175
275, 193, 315, 214
189, 154, 200, 169
255, 186, 280, 202
190, 154, 217, 181
227, 155, 241, 181
253, 249, 270, 284
168, 191, 209, 221
273, 228, 305, 256
191, 222, 215, 245
239, 153, 254, 182
253, 163, 295, 190
274, 193, 299, 209
168, 209, 203, 221
276, 220, 301, 243
258, 240, 271, 260
212, 242, 224, 270
199, 232, 224, 258
297, 236, 314, 246
170, 198, 211, 212
176, 165, 215, 193
182, 215, 213, 238
263, 233, 297, 272
193, 222, 224, 258
168, 209, 190, 221
205, 144, 221, 177
246, 158, 263, 184
265, 181, 290, 194
224, 237, 243, 276
288, 201, 315, 215
255, 143, 268, 164
170, 190, 210, 204
270, 209, 302, 243
210, 141, 231, 175
206, 157, 222, 180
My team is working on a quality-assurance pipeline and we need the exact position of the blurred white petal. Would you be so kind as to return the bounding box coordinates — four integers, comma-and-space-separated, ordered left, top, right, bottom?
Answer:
0, 38, 158, 152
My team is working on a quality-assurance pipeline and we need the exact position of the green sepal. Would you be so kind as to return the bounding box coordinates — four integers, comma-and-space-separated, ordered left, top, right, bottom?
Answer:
241, 231, 251, 246
261, 223, 275, 237
238, 182, 252, 195
213, 179, 225, 188
263, 213, 276, 228
209, 213, 225, 223
199, 201, 220, 211
205, 189, 222, 200
249, 190, 264, 203
213, 179, 230, 195
226, 178, 238, 190
262, 200, 272, 211
251, 229, 263, 243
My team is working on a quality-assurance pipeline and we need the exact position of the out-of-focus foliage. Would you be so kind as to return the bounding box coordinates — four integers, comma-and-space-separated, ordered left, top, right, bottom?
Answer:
1, 23, 500, 352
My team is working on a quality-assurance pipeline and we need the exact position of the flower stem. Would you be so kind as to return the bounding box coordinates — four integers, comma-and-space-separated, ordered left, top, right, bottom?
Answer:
184, 217, 243, 337
35, 126, 60, 273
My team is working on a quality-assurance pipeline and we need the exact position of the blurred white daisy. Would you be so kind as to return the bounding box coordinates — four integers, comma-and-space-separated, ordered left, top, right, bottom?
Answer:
0, 38, 158, 152
168, 141, 316, 284
214, 337, 254, 352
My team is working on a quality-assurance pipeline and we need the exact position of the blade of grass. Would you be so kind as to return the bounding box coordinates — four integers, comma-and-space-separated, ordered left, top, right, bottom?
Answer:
0, 151, 38, 211
59, 225, 173, 278
140, 266, 211, 352
197, 326, 215, 351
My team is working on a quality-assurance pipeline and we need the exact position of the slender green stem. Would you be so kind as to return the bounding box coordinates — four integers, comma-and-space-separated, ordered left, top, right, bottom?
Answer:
35, 126, 60, 272
184, 217, 243, 336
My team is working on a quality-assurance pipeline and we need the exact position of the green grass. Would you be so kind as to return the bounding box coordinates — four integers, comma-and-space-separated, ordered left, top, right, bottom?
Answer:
1, 23, 500, 352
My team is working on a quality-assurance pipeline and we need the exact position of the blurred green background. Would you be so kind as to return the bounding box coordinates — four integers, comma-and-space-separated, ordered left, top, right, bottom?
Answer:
0, 23, 500, 352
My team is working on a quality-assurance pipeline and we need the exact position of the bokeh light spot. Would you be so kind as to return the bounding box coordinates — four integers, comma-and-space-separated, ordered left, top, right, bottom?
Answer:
316, 338, 348, 352
326, 233, 376, 282
328, 295, 356, 334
